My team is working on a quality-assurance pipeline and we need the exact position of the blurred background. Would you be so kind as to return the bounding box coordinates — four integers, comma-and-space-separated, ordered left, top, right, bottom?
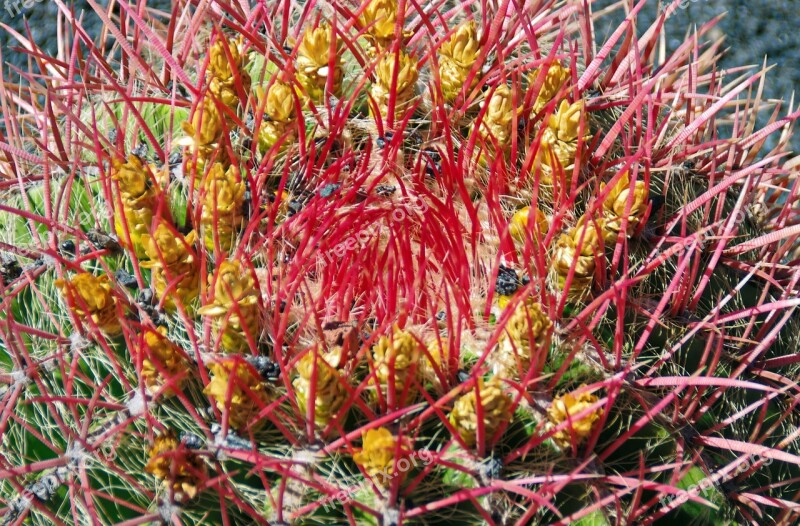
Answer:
1, 0, 798, 148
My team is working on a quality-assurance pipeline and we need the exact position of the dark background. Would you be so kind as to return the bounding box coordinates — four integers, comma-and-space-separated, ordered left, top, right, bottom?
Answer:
1, 0, 798, 148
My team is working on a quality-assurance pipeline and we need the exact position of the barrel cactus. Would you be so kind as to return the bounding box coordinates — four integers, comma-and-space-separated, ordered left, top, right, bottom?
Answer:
1, 0, 799, 525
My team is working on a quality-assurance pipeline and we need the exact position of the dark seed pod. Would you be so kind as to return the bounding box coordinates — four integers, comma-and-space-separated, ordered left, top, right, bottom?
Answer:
86, 229, 122, 254
180, 432, 205, 450
319, 183, 341, 198
24, 258, 46, 272
247, 355, 281, 382
0, 256, 23, 282
114, 269, 138, 289
131, 143, 148, 160
495, 265, 520, 296
168, 151, 183, 168
376, 185, 396, 196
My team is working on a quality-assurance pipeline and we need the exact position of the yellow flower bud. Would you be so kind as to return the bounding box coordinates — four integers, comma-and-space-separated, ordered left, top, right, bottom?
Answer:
359, 0, 399, 42
371, 51, 419, 119
509, 206, 549, 243
55, 273, 121, 336
353, 427, 410, 487
201, 163, 245, 253
112, 155, 159, 259
545, 388, 602, 449
209, 75, 248, 111
141, 326, 188, 397
145, 431, 205, 501
438, 21, 480, 102
208, 37, 244, 82
141, 223, 200, 313
292, 351, 348, 428
183, 97, 223, 147
529, 63, 570, 113
370, 328, 422, 406
266, 80, 296, 123
551, 216, 603, 299
535, 100, 590, 187
296, 23, 342, 102
601, 171, 649, 244
197, 260, 260, 354
255, 81, 297, 153
449, 377, 513, 448
204, 358, 270, 431
113, 155, 150, 199
548, 99, 586, 144
493, 300, 552, 380
480, 84, 514, 146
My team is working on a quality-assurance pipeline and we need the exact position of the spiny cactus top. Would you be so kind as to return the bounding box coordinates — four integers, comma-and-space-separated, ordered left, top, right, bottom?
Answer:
2, 0, 800, 525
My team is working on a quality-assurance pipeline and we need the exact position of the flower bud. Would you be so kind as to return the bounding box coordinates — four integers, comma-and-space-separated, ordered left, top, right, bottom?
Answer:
529, 63, 570, 113
438, 21, 480, 102
370, 327, 422, 406
293, 351, 348, 428
449, 377, 513, 448
141, 223, 200, 313
493, 300, 552, 380
353, 427, 411, 487
600, 171, 648, 244
204, 358, 270, 431
145, 431, 205, 501
545, 388, 602, 449
141, 326, 189, 397
197, 260, 260, 354
55, 273, 121, 336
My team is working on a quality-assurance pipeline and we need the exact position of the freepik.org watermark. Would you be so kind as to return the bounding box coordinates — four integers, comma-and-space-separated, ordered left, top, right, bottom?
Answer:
4, 0, 46, 18
658, 454, 773, 509
317, 196, 429, 267
320, 448, 435, 512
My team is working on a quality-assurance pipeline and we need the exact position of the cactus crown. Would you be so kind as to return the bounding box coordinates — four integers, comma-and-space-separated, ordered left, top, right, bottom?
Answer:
1, 1, 799, 525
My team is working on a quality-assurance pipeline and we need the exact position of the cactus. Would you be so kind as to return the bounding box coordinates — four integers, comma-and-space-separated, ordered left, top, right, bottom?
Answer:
2, 1, 800, 525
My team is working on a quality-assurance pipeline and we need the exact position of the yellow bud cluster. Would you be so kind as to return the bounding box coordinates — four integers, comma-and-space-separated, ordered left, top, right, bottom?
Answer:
536, 100, 590, 187
370, 328, 422, 406
200, 162, 246, 253
370, 51, 419, 120
55, 273, 121, 336
449, 377, 513, 448
528, 62, 570, 114
545, 388, 602, 449
438, 21, 480, 102
204, 358, 270, 431
296, 23, 343, 103
258, 80, 297, 152
552, 215, 603, 299
141, 223, 200, 313
292, 351, 348, 428
478, 84, 515, 148
359, 0, 408, 53
493, 300, 552, 380
420, 336, 449, 381
600, 171, 649, 244
509, 206, 549, 243
141, 326, 188, 397
208, 36, 250, 111
181, 37, 248, 178
353, 427, 410, 487
198, 260, 260, 354
145, 431, 206, 501
112, 155, 162, 259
